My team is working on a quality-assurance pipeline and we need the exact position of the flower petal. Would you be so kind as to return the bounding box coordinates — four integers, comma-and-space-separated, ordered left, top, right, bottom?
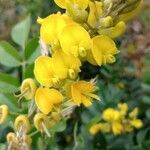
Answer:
34, 56, 54, 87
35, 87, 63, 114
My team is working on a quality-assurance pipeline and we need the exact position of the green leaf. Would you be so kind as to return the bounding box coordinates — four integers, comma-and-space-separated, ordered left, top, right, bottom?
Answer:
142, 83, 150, 95
24, 64, 34, 78
142, 67, 150, 84
0, 72, 19, 93
0, 41, 21, 67
142, 96, 150, 104
50, 119, 66, 133
0, 93, 19, 112
25, 37, 40, 64
146, 108, 150, 119
136, 127, 150, 145
11, 15, 31, 49
0, 144, 6, 150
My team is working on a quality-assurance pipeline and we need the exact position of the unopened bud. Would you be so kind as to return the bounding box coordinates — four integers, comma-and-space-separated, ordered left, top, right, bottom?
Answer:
67, 4, 88, 23
99, 16, 113, 28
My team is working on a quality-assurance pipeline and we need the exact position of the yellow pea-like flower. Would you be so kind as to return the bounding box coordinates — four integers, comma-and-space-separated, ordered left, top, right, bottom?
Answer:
98, 21, 126, 39
118, 103, 128, 116
129, 107, 139, 119
102, 108, 121, 122
88, 1, 103, 28
35, 87, 63, 114
34, 56, 66, 88
54, 0, 89, 10
130, 119, 143, 129
59, 23, 91, 58
66, 80, 100, 107
89, 124, 101, 135
87, 35, 119, 66
112, 121, 123, 135
52, 49, 81, 80
37, 13, 72, 46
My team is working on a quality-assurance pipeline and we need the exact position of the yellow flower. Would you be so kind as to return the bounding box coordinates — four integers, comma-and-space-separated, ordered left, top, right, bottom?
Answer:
0, 105, 8, 124
37, 13, 72, 46
87, 35, 119, 66
34, 56, 66, 88
20, 78, 37, 100
89, 124, 101, 135
118, 103, 128, 117
99, 123, 111, 133
102, 108, 121, 122
35, 87, 63, 114
129, 107, 139, 119
88, 1, 103, 28
130, 119, 143, 129
112, 121, 123, 135
54, 0, 89, 10
66, 80, 100, 107
52, 49, 81, 79
59, 23, 91, 58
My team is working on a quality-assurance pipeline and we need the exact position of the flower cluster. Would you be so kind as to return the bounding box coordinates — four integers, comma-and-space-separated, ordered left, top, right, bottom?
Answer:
0, 0, 143, 148
90, 103, 143, 135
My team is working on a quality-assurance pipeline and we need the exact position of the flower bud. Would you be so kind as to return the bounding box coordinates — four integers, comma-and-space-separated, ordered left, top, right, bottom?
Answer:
99, 16, 113, 28
14, 115, 30, 132
98, 21, 126, 38
67, 4, 88, 23
0, 105, 8, 124
20, 78, 37, 100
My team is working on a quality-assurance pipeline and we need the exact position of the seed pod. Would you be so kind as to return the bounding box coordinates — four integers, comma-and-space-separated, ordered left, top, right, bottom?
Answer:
14, 115, 30, 132
0, 105, 8, 124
